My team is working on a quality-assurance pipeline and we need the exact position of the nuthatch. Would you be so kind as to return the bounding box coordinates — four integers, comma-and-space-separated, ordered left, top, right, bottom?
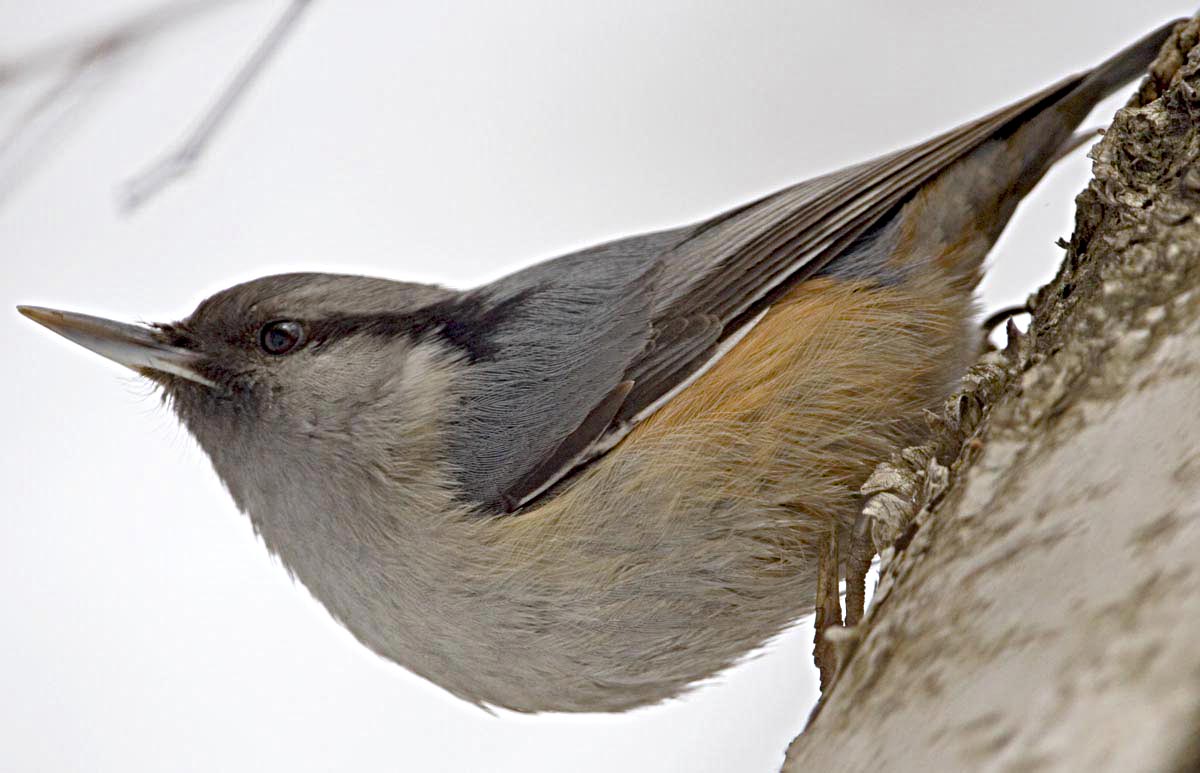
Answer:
19, 20, 1180, 713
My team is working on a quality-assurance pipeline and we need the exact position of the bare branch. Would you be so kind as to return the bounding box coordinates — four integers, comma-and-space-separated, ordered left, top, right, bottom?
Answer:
0, 51, 117, 209
0, 0, 242, 208
0, 0, 237, 89
120, 0, 315, 212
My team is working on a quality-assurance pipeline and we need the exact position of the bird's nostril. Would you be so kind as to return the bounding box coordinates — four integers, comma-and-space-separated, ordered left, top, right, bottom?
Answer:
153, 323, 196, 349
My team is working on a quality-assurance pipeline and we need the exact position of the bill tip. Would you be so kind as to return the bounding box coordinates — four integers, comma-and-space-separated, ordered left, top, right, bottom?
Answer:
17, 305, 55, 324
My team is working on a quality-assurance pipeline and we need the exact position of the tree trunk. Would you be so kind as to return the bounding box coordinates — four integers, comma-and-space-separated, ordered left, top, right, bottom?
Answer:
784, 18, 1200, 773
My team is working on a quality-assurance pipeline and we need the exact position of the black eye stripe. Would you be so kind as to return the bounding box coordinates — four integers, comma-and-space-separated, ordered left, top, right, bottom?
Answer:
305, 288, 536, 362
259, 320, 305, 355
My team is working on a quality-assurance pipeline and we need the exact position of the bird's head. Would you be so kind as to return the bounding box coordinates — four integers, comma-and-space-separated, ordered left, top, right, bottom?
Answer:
19, 273, 465, 517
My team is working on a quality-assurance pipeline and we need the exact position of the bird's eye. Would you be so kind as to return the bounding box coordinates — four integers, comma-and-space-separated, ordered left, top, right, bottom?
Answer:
259, 320, 305, 355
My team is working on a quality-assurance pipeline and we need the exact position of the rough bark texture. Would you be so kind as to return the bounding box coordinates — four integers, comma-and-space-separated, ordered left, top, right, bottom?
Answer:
784, 19, 1200, 773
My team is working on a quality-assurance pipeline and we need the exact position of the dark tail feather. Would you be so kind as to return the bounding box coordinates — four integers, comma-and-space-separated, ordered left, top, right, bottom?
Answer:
1068, 18, 1183, 111
1003, 18, 1182, 200
1050, 128, 1102, 165
914, 18, 1185, 287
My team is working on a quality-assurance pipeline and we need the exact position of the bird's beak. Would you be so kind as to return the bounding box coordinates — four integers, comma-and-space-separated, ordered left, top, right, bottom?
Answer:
17, 305, 217, 388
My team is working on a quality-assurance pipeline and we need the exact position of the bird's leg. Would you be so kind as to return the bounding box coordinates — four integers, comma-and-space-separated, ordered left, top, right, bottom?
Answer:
843, 513, 874, 628
815, 511, 876, 692
813, 529, 842, 691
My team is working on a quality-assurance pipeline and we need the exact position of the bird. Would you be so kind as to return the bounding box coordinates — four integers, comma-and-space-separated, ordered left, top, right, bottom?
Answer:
19, 18, 1182, 714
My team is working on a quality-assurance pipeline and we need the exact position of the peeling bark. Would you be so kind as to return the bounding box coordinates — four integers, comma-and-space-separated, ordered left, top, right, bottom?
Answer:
785, 18, 1200, 773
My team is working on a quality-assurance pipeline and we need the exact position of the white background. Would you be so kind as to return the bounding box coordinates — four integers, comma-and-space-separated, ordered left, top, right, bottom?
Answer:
1, 1, 1189, 771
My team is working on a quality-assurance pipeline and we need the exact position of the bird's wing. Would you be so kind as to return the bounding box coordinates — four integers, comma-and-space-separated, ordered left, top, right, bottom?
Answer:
442, 70, 1089, 511
437, 229, 677, 509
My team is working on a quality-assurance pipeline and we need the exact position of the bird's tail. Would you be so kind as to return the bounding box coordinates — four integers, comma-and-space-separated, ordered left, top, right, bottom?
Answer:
1068, 19, 1182, 110
1004, 18, 1182, 196
895, 18, 1184, 291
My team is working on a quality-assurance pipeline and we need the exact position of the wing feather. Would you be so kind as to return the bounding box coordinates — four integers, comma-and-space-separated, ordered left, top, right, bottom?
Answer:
449, 70, 1092, 510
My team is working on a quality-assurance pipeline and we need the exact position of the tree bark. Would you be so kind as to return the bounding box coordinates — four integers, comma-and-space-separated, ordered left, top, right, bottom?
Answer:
784, 18, 1200, 773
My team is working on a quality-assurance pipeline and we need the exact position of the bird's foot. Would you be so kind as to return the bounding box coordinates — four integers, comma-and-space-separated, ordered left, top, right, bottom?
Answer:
812, 519, 874, 693
812, 529, 841, 691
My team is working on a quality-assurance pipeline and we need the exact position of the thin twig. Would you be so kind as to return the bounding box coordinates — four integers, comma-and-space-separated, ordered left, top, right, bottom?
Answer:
120, 0, 315, 212
0, 51, 114, 208
0, 0, 236, 89
0, 0, 242, 208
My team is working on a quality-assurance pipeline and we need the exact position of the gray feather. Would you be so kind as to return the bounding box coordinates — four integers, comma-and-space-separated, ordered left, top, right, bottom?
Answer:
442, 22, 1177, 511
443, 232, 673, 507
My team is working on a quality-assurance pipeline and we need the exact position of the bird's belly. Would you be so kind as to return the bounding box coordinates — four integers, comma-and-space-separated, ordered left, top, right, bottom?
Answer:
468, 274, 977, 712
